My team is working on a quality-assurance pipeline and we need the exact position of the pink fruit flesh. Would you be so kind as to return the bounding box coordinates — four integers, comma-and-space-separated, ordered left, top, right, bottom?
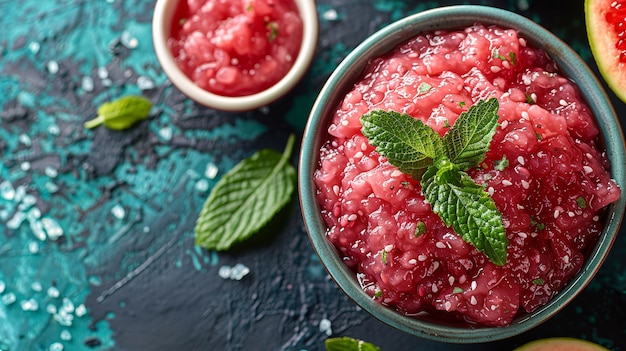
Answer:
168, 0, 303, 97
313, 24, 620, 326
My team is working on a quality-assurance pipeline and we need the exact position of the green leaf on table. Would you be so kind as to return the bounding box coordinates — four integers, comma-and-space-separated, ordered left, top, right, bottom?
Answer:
85, 95, 152, 130
443, 97, 499, 170
325, 337, 381, 351
421, 157, 508, 266
361, 109, 443, 179
194, 134, 296, 251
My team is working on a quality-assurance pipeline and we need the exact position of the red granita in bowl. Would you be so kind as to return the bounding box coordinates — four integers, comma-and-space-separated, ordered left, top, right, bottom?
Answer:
311, 22, 621, 328
167, 0, 303, 97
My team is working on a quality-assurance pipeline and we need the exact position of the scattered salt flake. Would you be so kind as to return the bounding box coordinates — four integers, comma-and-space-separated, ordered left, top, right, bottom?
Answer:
61, 298, 75, 313
48, 125, 60, 135
20, 162, 31, 171
45, 182, 60, 193
391, 170, 402, 177
205, 163, 219, 179
53, 310, 74, 326
501, 180, 513, 187
158, 126, 173, 141
319, 318, 332, 336
322, 8, 339, 21
28, 241, 39, 254
29, 220, 46, 241
46, 304, 57, 314
111, 204, 126, 220
81, 76, 94, 92
97, 67, 109, 79
195, 179, 209, 192
0, 180, 15, 200
49, 342, 64, 351
75, 304, 87, 317
41, 217, 64, 240
6, 211, 26, 230
137, 76, 155, 90
583, 165, 593, 174
29, 41, 40, 54
517, 156, 525, 165
418, 254, 428, 262
20, 298, 39, 311
559, 99, 567, 106
31, 282, 43, 292
470, 296, 478, 305
47, 286, 60, 298
47, 60, 59, 74
19, 134, 32, 146
521, 180, 530, 189
218, 263, 250, 280
60, 330, 72, 341
2, 293, 16, 305
121, 31, 138, 49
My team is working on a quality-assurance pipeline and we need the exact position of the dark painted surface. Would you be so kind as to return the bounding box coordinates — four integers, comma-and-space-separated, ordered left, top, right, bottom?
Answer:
0, 0, 624, 350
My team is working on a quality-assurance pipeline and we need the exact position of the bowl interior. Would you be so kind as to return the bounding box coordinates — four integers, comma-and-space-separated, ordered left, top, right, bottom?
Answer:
152, 0, 319, 111
299, 5, 626, 343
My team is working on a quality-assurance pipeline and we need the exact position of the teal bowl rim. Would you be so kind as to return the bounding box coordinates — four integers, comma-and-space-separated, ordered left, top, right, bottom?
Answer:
298, 5, 626, 343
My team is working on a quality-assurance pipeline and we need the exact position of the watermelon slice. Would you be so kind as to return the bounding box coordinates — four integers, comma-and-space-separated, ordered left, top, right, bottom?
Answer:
585, 0, 626, 103
514, 337, 610, 351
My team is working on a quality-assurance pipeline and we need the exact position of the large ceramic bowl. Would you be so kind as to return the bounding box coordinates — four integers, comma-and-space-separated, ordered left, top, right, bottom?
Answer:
298, 5, 626, 343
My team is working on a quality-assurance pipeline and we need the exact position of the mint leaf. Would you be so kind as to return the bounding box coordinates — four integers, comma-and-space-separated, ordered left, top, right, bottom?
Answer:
194, 135, 296, 250
325, 337, 381, 351
421, 157, 508, 266
443, 98, 500, 170
85, 95, 152, 130
361, 110, 443, 179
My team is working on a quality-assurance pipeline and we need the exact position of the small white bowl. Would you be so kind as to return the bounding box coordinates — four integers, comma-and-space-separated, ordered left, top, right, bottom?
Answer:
152, 0, 318, 112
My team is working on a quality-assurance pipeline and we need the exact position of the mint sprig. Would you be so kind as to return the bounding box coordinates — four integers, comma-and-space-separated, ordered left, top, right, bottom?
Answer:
194, 135, 296, 250
360, 98, 508, 266
443, 97, 499, 169
325, 337, 381, 351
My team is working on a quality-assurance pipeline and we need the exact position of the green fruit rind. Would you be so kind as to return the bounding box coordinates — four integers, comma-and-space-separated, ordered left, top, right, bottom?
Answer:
585, 0, 626, 103
513, 337, 610, 351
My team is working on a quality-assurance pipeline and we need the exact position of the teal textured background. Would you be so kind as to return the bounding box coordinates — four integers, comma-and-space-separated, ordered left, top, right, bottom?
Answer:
0, 0, 624, 350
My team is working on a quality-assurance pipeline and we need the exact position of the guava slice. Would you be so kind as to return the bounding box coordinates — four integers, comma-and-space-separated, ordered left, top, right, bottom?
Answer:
585, 0, 626, 102
514, 337, 610, 351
